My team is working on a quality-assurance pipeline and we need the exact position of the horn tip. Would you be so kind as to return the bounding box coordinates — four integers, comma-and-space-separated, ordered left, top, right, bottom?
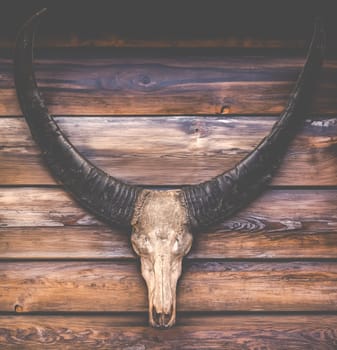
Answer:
22, 8, 47, 30
16, 8, 47, 50
30, 8, 48, 24
36, 8, 48, 17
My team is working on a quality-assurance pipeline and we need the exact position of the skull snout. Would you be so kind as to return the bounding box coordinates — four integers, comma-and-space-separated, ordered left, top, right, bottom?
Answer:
148, 256, 177, 328
151, 304, 175, 328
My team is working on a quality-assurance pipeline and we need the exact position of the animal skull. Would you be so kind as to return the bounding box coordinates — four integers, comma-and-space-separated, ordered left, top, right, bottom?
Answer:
14, 9, 324, 328
131, 190, 192, 327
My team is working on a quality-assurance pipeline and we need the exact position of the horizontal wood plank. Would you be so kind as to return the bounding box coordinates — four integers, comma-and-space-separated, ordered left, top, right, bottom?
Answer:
1, 116, 336, 186
1, 315, 337, 349
2, 1, 337, 50
0, 55, 336, 116
0, 188, 335, 228
0, 261, 337, 312
0, 37, 324, 50
2, 226, 337, 260
0, 188, 336, 259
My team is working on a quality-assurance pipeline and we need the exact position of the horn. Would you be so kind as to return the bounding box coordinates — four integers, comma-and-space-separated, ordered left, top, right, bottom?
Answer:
14, 8, 142, 228
182, 19, 325, 229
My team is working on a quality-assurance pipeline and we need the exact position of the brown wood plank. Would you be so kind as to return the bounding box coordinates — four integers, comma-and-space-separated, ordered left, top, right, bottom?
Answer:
0, 188, 335, 228
0, 261, 337, 312
0, 188, 336, 259
1, 314, 337, 349
0, 56, 335, 116
1, 116, 336, 186
2, 226, 337, 260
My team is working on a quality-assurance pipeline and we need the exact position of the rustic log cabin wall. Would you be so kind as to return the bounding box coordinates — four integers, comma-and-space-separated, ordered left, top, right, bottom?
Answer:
0, 1, 337, 349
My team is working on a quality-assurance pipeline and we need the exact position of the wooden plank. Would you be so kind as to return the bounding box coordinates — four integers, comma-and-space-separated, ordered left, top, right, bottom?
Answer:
0, 188, 95, 228
1, 187, 336, 260
0, 261, 337, 312
0, 188, 336, 229
1, 315, 337, 349
2, 1, 336, 50
0, 56, 335, 116
2, 225, 337, 260
1, 186, 337, 259
0, 37, 318, 50
1, 116, 336, 186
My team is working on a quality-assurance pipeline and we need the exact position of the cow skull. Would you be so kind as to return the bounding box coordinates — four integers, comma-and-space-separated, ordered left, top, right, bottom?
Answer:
14, 9, 324, 328
131, 190, 192, 327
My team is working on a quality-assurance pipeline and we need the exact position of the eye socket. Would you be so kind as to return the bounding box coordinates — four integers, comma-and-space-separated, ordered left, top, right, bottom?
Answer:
173, 234, 193, 255
133, 234, 149, 243
131, 234, 152, 255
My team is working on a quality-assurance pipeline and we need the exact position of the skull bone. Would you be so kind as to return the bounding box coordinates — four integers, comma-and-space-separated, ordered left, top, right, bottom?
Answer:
131, 190, 193, 328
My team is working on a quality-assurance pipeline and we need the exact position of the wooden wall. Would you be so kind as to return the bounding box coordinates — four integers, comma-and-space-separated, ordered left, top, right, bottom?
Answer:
0, 2, 337, 349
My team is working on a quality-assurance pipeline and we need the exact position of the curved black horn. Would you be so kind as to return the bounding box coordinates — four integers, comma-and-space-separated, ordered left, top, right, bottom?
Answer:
183, 19, 325, 229
14, 9, 142, 228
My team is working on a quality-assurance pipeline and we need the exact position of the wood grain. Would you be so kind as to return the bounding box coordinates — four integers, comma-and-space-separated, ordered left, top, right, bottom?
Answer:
0, 188, 336, 259
0, 188, 336, 228
1, 315, 337, 350
1, 116, 336, 186
2, 226, 337, 260
0, 55, 335, 116
1, 261, 337, 312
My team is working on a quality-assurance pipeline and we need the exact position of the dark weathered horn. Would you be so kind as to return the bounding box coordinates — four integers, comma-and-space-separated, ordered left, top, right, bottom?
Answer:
182, 19, 325, 229
14, 8, 142, 228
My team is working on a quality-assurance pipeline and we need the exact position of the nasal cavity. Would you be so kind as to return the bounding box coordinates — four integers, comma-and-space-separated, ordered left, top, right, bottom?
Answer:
152, 305, 173, 328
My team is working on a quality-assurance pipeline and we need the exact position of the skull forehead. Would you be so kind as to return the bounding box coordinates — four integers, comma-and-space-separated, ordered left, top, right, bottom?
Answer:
132, 190, 188, 235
